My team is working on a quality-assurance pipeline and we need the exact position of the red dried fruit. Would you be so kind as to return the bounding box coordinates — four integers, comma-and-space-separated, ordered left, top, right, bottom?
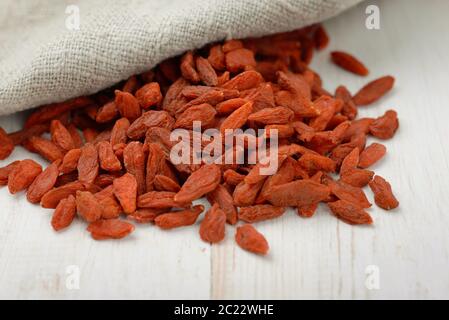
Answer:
8, 159, 43, 194
138, 191, 189, 209
216, 98, 247, 115
123, 141, 146, 195
154, 205, 204, 229
113, 173, 137, 214
110, 117, 130, 146
297, 203, 318, 218
235, 224, 269, 255
76, 191, 103, 222
128, 208, 163, 223
51, 195, 77, 231
135, 82, 163, 109
328, 200, 373, 225
208, 45, 226, 71
96, 101, 118, 123
174, 164, 221, 203
87, 219, 135, 240
369, 175, 399, 210
0, 127, 14, 160
0, 25, 401, 246
114, 90, 141, 121
314, 24, 329, 50
233, 179, 265, 207
335, 85, 357, 120
309, 96, 339, 131
196, 56, 218, 86
127, 110, 174, 139
221, 70, 263, 91
199, 203, 226, 243
340, 147, 360, 175
77, 143, 99, 184
153, 175, 181, 192
59, 148, 81, 174
247, 106, 294, 125
0, 161, 20, 185
50, 120, 75, 151
238, 205, 285, 223
331, 51, 369, 76
28, 136, 64, 162
358, 143, 386, 168
340, 168, 374, 188
298, 153, 336, 175
225, 48, 257, 73
256, 157, 296, 203
41, 180, 86, 208
328, 180, 371, 208
353, 76, 395, 106
369, 110, 399, 139
174, 103, 217, 129
25, 96, 94, 128
27, 160, 60, 203
207, 184, 238, 225
123, 75, 140, 93
220, 101, 253, 134
267, 180, 330, 207
95, 191, 122, 219
180, 51, 200, 83
223, 169, 245, 186
98, 141, 122, 172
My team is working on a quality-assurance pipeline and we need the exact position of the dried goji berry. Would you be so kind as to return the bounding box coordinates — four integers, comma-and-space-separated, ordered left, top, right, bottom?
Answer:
135, 82, 163, 109
113, 173, 137, 214
235, 224, 269, 255
27, 160, 60, 203
114, 90, 141, 121
206, 184, 238, 225
50, 119, 75, 151
98, 141, 122, 172
8, 159, 43, 194
369, 175, 399, 210
328, 200, 373, 225
196, 56, 218, 86
87, 219, 135, 240
353, 76, 395, 106
358, 143, 386, 168
123, 141, 146, 195
76, 191, 103, 222
0, 127, 14, 160
199, 203, 226, 243
51, 195, 77, 231
174, 164, 221, 203
154, 205, 204, 229
331, 51, 369, 76
238, 205, 285, 223
77, 143, 99, 184
369, 110, 399, 139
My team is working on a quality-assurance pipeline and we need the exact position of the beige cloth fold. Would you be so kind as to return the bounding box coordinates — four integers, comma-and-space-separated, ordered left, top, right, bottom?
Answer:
0, 0, 361, 115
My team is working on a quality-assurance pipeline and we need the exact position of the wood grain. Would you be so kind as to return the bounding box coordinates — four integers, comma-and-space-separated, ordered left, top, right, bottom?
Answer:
1, 0, 449, 299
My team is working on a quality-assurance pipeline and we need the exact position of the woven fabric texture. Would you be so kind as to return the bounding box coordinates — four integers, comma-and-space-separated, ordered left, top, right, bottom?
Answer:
0, 0, 361, 115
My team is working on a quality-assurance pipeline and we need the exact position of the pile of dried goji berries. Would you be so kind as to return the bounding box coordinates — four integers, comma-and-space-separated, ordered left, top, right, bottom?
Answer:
0, 24, 399, 255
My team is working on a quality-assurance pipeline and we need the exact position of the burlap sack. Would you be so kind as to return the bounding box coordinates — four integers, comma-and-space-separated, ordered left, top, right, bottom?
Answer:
0, 0, 361, 115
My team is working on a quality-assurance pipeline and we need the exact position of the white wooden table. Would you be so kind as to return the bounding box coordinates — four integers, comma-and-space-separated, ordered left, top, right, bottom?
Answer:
1, 0, 449, 299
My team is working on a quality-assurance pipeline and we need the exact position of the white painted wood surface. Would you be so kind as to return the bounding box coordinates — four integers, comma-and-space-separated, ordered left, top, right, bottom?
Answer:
1, 0, 449, 299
